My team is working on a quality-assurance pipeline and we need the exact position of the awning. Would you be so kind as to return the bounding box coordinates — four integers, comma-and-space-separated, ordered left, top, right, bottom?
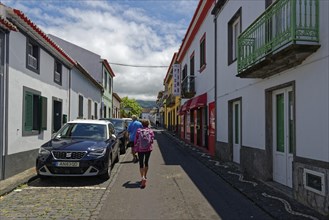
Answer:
189, 93, 207, 109
178, 99, 192, 115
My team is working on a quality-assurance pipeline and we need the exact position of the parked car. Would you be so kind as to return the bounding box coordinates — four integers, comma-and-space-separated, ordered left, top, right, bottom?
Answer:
100, 118, 129, 154
122, 117, 133, 127
36, 120, 120, 180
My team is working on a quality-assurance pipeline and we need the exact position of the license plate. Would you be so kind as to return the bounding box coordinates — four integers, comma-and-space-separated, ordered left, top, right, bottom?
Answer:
55, 161, 80, 167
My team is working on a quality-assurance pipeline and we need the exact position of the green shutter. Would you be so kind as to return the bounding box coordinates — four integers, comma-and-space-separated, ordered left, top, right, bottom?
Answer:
40, 96, 47, 130
24, 92, 33, 131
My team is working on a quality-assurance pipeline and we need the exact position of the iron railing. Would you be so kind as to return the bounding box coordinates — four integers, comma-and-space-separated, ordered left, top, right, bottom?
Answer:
238, 0, 319, 74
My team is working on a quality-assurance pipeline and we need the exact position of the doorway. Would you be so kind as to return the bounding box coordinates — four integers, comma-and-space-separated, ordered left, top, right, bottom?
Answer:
232, 100, 241, 164
272, 87, 294, 188
53, 99, 62, 133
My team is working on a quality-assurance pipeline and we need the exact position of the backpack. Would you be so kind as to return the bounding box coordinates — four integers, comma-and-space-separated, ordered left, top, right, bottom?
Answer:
137, 128, 152, 150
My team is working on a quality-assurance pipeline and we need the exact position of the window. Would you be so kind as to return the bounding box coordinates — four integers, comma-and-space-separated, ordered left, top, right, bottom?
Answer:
88, 99, 92, 119
104, 70, 107, 90
103, 105, 107, 118
199, 33, 206, 71
26, 39, 39, 73
54, 60, 62, 85
78, 95, 83, 118
94, 102, 98, 119
228, 8, 241, 65
108, 123, 115, 136
109, 77, 112, 93
303, 169, 325, 196
23, 87, 47, 135
190, 52, 195, 76
182, 64, 187, 81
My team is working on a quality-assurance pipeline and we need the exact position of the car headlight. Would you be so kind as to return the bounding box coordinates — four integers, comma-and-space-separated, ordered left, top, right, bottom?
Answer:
38, 147, 50, 158
88, 147, 106, 157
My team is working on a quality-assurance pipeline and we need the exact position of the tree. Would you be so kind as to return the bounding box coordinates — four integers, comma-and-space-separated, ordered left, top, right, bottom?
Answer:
120, 97, 143, 118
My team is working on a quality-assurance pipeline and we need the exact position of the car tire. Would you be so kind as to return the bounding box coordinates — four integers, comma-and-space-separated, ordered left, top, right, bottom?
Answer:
100, 155, 112, 180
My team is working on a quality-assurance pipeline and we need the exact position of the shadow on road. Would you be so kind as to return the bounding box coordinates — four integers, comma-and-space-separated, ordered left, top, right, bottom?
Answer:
27, 176, 107, 187
122, 180, 141, 189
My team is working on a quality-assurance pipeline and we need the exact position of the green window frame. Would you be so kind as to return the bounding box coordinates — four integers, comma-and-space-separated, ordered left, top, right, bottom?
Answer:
23, 87, 47, 136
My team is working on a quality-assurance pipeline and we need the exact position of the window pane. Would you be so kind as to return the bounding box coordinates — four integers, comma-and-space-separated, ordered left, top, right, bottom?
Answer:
288, 91, 294, 153
234, 103, 239, 144
78, 95, 83, 118
41, 96, 47, 130
33, 94, 40, 130
24, 92, 33, 131
276, 94, 285, 152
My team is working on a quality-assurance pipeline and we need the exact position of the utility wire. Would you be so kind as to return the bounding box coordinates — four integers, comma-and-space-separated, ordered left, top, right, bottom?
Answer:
109, 62, 168, 68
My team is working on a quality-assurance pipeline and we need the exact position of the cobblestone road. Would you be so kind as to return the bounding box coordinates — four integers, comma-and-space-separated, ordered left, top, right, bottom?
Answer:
0, 157, 122, 220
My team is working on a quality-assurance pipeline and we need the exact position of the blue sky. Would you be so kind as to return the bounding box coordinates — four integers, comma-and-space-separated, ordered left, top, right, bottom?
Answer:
2, 0, 199, 100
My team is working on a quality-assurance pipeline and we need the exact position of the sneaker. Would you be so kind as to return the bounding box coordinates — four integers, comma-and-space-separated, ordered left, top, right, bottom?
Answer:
141, 178, 146, 188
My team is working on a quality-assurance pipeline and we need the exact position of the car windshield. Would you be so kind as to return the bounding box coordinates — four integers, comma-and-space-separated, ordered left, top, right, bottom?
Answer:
109, 119, 125, 132
55, 123, 107, 141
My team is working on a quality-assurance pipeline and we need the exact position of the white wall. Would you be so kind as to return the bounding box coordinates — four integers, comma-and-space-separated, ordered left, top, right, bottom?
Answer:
70, 68, 102, 120
7, 31, 70, 154
215, 0, 329, 162
180, 7, 215, 106
215, 0, 265, 145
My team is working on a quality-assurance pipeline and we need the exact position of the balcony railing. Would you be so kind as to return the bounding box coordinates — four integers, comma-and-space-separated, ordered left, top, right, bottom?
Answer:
237, 0, 320, 78
181, 75, 195, 98
166, 94, 176, 107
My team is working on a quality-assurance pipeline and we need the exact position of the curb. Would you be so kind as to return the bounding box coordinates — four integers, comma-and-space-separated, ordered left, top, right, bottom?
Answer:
0, 167, 38, 197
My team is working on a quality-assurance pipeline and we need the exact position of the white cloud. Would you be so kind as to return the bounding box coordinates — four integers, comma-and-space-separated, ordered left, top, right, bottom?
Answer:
3, 0, 198, 101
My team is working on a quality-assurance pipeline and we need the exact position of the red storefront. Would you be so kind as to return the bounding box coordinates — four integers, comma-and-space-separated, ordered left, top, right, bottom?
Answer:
179, 93, 208, 150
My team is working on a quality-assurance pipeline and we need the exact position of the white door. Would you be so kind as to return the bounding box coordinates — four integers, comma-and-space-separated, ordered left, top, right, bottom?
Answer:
273, 87, 294, 187
233, 101, 241, 164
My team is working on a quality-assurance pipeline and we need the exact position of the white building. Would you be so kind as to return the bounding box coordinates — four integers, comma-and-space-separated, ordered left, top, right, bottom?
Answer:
212, 0, 328, 215
176, 0, 216, 155
0, 4, 103, 180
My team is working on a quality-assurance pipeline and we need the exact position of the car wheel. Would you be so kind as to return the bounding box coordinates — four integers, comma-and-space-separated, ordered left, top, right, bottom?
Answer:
100, 155, 112, 180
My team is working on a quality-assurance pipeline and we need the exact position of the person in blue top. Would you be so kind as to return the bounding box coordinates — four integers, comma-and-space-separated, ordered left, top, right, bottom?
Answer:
127, 115, 142, 163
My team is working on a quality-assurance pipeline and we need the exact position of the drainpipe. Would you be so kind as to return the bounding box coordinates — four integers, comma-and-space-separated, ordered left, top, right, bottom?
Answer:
68, 68, 71, 121
213, 8, 218, 156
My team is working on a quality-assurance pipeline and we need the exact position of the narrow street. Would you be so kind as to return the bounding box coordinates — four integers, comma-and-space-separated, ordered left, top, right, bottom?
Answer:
97, 128, 273, 220
0, 129, 273, 220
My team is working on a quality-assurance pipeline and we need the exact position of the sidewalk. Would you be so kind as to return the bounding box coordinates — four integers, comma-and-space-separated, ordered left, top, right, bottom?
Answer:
0, 167, 37, 196
163, 131, 328, 220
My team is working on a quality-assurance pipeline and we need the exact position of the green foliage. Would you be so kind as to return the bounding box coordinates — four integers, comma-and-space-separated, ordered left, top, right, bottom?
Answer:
120, 97, 143, 118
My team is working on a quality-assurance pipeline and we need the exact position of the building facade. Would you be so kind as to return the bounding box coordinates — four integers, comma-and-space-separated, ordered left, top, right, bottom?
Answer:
213, 0, 328, 215
49, 35, 115, 119
176, 0, 216, 155
0, 3, 103, 180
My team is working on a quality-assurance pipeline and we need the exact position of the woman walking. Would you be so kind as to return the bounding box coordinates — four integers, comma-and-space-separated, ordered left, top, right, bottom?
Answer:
134, 119, 154, 188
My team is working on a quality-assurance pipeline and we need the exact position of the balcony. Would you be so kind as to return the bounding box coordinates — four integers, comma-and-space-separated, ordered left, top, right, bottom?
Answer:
181, 75, 195, 98
237, 0, 320, 78
166, 94, 176, 107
